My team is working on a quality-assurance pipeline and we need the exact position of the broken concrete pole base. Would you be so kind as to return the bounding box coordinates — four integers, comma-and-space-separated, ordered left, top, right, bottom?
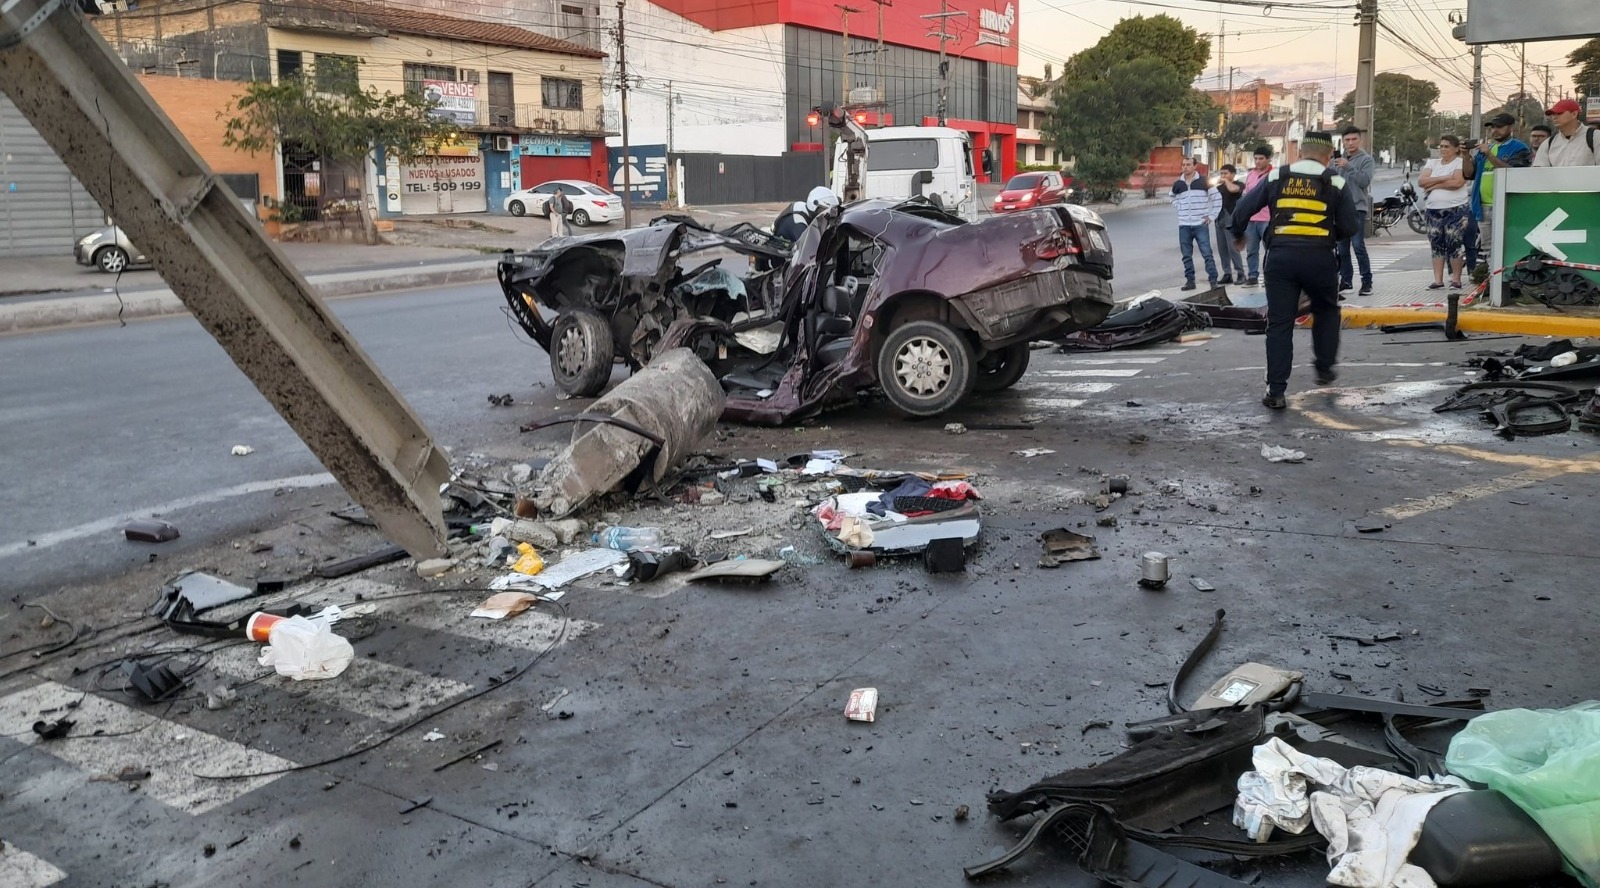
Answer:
532, 348, 725, 518
417, 558, 457, 578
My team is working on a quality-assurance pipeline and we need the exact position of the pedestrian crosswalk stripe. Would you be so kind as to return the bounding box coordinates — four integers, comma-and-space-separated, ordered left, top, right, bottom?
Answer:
1056, 357, 1170, 364
0, 845, 66, 888
1014, 382, 1117, 394
320, 579, 600, 654
0, 681, 294, 816
1022, 398, 1087, 409
206, 643, 474, 724
1036, 368, 1143, 378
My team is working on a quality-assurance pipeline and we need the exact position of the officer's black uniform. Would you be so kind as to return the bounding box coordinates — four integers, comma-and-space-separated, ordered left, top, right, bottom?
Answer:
1229, 137, 1358, 409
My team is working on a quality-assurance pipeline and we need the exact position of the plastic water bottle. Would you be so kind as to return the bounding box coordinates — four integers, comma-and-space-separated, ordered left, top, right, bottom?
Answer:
592, 526, 664, 551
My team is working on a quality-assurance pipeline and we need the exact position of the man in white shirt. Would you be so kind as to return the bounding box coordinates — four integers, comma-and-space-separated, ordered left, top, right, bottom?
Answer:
1170, 156, 1222, 291
1530, 99, 1600, 168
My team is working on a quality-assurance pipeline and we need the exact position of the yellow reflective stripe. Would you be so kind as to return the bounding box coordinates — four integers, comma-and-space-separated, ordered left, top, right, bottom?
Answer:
1274, 225, 1332, 237
1277, 198, 1327, 211
1288, 213, 1327, 224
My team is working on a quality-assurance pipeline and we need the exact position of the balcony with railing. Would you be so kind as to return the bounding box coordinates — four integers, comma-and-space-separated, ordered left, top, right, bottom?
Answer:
449, 101, 609, 137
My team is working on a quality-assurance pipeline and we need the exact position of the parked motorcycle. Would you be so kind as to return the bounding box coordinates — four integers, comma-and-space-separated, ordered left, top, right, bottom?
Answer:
1371, 178, 1426, 236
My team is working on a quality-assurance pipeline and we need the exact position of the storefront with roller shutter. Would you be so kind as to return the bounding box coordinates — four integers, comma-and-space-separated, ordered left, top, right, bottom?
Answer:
0, 96, 107, 258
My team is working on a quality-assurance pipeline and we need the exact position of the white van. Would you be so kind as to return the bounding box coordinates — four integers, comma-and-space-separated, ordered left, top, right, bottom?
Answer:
832, 126, 978, 221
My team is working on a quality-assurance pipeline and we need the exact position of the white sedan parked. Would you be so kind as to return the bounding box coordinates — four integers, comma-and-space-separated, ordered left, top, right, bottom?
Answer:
503, 180, 622, 226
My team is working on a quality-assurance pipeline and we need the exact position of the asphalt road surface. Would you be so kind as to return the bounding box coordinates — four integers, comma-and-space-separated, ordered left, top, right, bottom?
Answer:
2, 178, 1593, 888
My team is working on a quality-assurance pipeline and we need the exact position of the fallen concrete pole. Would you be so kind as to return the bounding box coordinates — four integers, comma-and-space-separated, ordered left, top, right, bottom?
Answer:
0, 0, 451, 557
530, 348, 725, 518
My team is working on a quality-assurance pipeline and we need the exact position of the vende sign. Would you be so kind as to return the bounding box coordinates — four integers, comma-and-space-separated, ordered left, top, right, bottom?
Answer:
423, 79, 477, 125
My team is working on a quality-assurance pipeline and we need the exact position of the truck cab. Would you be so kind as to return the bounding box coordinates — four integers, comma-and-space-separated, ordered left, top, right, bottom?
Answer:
832, 126, 978, 221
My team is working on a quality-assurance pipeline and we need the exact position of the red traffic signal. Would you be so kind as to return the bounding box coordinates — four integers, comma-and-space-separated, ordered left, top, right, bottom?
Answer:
806, 111, 821, 127
854, 111, 868, 124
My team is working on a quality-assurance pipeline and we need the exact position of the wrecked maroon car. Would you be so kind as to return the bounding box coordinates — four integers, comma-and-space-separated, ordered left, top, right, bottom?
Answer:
501, 197, 1115, 422
498, 217, 791, 397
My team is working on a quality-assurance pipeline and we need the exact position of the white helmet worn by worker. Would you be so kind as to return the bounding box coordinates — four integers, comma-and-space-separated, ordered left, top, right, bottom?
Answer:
806, 186, 841, 213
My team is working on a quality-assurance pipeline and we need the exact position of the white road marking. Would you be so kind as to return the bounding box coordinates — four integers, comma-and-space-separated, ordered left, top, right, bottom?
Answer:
1055, 357, 1171, 364
0, 473, 335, 560
206, 644, 474, 723
0, 681, 294, 815
300, 579, 600, 654
1379, 466, 1571, 521
1035, 368, 1143, 378
1014, 382, 1118, 394
0, 845, 66, 888
404, 603, 598, 653
1022, 398, 1087, 410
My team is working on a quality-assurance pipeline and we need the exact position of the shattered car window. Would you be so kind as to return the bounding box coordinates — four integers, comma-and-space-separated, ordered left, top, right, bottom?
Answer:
869, 139, 940, 171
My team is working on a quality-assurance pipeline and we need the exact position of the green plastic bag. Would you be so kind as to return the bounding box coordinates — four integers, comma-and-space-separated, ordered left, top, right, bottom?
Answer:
1446, 702, 1600, 887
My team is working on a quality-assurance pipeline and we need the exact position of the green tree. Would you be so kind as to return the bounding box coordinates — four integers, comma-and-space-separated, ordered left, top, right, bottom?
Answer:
1569, 37, 1600, 101
1335, 72, 1440, 164
223, 74, 454, 243
1046, 15, 1212, 198
1220, 112, 1263, 153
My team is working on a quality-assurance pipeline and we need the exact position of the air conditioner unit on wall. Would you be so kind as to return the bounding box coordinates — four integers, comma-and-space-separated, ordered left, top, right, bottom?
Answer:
494, 135, 513, 152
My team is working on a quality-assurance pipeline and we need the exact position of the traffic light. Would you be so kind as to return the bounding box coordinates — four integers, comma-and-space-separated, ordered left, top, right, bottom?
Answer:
807, 110, 821, 127
854, 111, 868, 125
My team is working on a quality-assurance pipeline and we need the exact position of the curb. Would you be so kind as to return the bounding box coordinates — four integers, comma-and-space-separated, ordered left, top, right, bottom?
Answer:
1340, 305, 1600, 338
0, 259, 498, 334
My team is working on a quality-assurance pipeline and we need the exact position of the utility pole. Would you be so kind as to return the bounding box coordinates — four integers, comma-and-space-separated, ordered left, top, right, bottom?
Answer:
872, 0, 891, 104
1542, 64, 1552, 109
665, 79, 674, 160
1518, 42, 1527, 130
922, 0, 965, 126
835, 4, 861, 103
1353, 0, 1377, 151
1471, 44, 1483, 139
616, 0, 632, 229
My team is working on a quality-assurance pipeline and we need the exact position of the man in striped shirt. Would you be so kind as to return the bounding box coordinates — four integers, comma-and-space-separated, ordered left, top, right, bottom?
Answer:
1171, 156, 1222, 291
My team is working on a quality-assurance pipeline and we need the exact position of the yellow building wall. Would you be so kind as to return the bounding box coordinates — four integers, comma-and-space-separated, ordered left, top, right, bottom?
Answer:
265, 29, 605, 134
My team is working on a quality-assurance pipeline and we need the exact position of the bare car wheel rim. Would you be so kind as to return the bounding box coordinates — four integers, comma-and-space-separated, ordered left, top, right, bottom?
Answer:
894, 336, 953, 397
556, 326, 586, 377
102, 250, 126, 272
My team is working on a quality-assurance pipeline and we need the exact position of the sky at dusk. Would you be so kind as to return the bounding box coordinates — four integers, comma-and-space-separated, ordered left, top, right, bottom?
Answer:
1016, 0, 1589, 116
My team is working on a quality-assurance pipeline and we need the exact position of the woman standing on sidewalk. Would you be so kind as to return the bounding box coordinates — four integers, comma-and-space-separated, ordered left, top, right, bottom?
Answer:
1419, 136, 1473, 290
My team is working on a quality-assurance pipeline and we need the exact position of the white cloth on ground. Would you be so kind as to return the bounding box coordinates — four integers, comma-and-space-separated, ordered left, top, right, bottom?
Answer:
1233, 737, 1468, 888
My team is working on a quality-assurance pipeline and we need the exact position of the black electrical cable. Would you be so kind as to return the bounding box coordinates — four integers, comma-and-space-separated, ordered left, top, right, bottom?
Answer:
194, 589, 572, 780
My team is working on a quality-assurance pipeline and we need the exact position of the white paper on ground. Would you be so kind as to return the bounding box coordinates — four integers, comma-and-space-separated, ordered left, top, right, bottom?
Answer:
489, 547, 627, 593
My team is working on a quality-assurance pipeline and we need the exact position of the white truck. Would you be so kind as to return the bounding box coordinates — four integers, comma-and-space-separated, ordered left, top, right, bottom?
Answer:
831, 124, 979, 221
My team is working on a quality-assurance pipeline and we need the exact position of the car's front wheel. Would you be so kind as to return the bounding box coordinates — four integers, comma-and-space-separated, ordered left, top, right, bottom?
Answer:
96, 246, 129, 274
548, 308, 614, 397
508, 200, 526, 216
877, 320, 976, 417
973, 342, 1031, 392
572, 209, 591, 227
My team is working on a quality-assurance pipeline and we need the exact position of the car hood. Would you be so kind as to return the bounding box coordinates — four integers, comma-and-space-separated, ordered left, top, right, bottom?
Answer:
997, 190, 1038, 201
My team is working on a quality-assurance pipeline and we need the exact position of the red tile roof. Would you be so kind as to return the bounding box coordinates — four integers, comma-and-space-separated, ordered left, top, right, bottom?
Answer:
273, 0, 606, 59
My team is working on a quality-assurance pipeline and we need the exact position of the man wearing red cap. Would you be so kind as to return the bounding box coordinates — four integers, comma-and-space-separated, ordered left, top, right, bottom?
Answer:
1531, 99, 1600, 167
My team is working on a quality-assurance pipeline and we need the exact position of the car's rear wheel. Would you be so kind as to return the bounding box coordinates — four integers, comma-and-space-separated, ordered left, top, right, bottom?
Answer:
549, 308, 614, 397
572, 209, 591, 227
973, 342, 1031, 392
877, 320, 975, 417
96, 246, 129, 274
509, 200, 526, 217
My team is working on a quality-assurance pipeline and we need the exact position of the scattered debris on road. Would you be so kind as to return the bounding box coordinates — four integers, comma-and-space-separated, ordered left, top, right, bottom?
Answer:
123, 518, 179, 543
1261, 444, 1306, 463
845, 688, 878, 723
230, 445, 254, 456
1038, 528, 1099, 567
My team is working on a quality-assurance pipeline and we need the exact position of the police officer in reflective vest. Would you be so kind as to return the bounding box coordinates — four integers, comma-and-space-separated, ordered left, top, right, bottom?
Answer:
1230, 131, 1359, 410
